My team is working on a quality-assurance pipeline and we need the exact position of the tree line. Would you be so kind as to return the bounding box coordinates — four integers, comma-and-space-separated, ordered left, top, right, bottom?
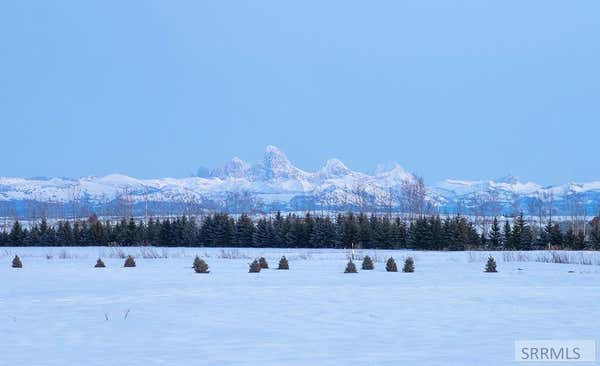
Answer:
1, 212, 600, 250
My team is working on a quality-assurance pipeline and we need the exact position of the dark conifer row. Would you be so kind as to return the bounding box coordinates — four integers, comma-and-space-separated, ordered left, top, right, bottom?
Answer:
1, 212, 600, 250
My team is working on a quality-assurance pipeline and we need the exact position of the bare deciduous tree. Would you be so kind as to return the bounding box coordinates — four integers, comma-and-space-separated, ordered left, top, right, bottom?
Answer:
401, 176, 426, 221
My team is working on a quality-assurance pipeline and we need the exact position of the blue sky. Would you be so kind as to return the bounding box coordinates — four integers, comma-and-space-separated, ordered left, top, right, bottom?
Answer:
1, 1, 598, 185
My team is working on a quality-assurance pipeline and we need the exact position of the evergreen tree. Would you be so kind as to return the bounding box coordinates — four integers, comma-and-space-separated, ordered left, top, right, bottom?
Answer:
484, 256, 497, 272
361, 255, 374, 270
272, 211, 285, 246
160, 219, 174, 246
390, 218, 407, 248
56, 221, 74, 245
248, 259, 261, 273
122, 218, 137, 246
105, 221, 116, 244
379, 216, 394, 249
286, 216, 305, 247
28, 225, 40, 246
124, 255, 136, 267
344, 260, 358, 273
402, 257, 415, 273
549, 223, 563, 248
193, 256, 209, 273
368, 215, 385, 248
181, 217, 198, 245
574, 230, 586, 250
309, 218, 322, 248
193, 255, 202, 268
318, 217, 337, 248
253, 218, 271, 247
235, 214, 255, 247
511, 212, 532, 250
448, 216, 475, 251
521, 225, 533, 251
146, 218, 161, 245
12, 255, 22, 268
385, 257, 398, 272
502, 220, 512, 249
489, 217, 501, 248
591, 217, 600, 250
94, 258, 106, 268
311, 216, 338, 248
39, 217, 56, 245
258, 256, 269, 269
277, 256, 289, 270
9, 221, 25, 246
0, 230, 9, 246
432, 216, 444, 250
357, 214, 370, 248
564, 227, 576, 248
409, 218, 432, 249
90, 218, 106, 245
303, 213, 315, 247
441, 217, 454, 249
77, 220, 92, 245
216, 214, 235, 246
336, 213, 359, 248
510, 216, 522, 249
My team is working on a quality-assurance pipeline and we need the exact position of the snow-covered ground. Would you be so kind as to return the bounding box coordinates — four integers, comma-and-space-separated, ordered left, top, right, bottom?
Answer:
2, 247, 600, 365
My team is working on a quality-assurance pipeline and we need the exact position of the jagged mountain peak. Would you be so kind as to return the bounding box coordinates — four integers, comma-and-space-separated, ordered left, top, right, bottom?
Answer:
319, 158, 352, 178
374, 163, 413, 182
263, 145, 292, 168
496, 174, 520, 184
259, 145, 305, 180
265, 144, 284, 155
210, 156, 250, 179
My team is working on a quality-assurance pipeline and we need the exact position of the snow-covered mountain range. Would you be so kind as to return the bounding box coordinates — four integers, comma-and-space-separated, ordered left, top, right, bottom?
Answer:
1, 145, 599, 217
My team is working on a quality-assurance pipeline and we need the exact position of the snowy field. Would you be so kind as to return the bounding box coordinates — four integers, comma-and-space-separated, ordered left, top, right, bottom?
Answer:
2, 247, 600, 365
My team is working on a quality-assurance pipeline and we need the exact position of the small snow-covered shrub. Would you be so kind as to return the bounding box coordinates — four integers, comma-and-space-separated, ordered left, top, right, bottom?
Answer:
95, 258, 106, 268
386, 257, 398, 272
258, 257, 269, 269
193, 256, 209, 273
344, 260, 358, 273
362, 255, 374, 270
278, 256, 289, 270
124, 256, 136, 268
403, 257, 414, 273
12, 255, 22, 268
485, 256, 497, 273
249, 259, 261, 273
